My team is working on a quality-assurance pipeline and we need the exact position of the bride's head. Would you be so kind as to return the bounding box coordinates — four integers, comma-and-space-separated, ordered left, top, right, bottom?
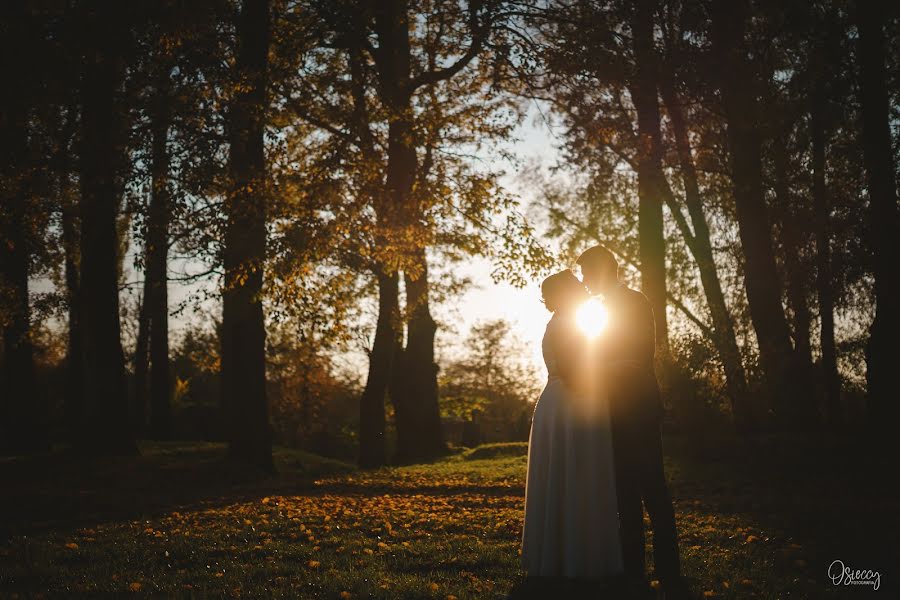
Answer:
541, 269, 588, 313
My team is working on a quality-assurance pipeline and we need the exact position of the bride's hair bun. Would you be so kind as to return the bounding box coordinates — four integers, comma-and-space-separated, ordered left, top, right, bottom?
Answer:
541, 269, 586, 312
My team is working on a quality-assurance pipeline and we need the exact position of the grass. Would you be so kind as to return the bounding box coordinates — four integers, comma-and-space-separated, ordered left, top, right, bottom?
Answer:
0, 434, 895, 598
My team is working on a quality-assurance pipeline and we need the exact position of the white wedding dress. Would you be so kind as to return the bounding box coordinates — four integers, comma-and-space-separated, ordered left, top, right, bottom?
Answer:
520, 311, 624, 578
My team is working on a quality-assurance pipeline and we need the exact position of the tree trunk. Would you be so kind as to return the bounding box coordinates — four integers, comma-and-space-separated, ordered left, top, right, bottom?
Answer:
147, 61, 172, 440
222, 0, 272, 470
856, 0, 900, 431
809, 56, 841, 425
772, 136, 815, 427
393, 253, 445, 463
659, 77, 751, 427
630, 0, 669, 359
132, 276, 151, 432
347, 34, 393, 468
710, 0, 796, 418
359, 269, 398, 468
76, 0, 135, 454
372, 0, 445, 463
59, 157, 84, 441
0, 8, 41, 449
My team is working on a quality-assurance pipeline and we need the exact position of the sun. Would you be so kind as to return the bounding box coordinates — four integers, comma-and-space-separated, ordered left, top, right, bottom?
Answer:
575, 298, 609, 337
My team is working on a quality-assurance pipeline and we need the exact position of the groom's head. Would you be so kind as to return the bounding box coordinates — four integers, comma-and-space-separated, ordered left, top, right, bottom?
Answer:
576, 245, 618, 294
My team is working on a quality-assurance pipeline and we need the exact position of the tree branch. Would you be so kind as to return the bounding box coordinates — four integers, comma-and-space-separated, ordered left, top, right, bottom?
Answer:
408, 0, 489, 92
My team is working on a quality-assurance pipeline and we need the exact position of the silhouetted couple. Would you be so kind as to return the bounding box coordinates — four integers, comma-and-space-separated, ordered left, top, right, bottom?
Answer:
520, 245, 690, 599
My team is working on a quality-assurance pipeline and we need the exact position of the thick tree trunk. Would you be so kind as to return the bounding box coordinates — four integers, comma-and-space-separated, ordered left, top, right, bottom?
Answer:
60, 165, 84, 440
0, 0, 42, 453
393, 254, 445, 463
659, 78, 751, 426
0, 109, 41, 452
359, 269, 398, 468
710, 0, 796, 418
810, 65, 841, 425
856, 0, 900, 430
772, 137, 815, 427
347, 37, 393, 468
372, 0, 445, 463
630, 0, 669, 359
76, 0, 135, 454
147, 64, 172, 440
222, 0, 272, 470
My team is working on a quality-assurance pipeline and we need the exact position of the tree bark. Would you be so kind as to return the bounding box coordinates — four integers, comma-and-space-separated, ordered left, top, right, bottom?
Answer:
809, 49, 841, 425
659, 77, 751, 426
147, 60, 172, 440
222, 0, 272, 470
856, 0, 900, 431
132, 276, 151, 432
710, 0, 797, 418
772, 135, 815, 426
76, 0, 135, 454
59, 152, 84, 441
371, 0, 445, 463
347, 38, 392, 468
359, 269, 398, 468
630, 0, 669, 359
393, 253, 445, 463
0, 0, 40, 450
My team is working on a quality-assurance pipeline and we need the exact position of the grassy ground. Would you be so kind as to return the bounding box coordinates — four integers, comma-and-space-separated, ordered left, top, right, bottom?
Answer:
0, 434, 895, 598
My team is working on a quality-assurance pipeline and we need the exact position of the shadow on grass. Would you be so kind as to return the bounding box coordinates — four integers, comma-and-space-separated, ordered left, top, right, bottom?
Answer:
0, 441, 354, 540
506, 575, 656, 600
662, 432, 899, 597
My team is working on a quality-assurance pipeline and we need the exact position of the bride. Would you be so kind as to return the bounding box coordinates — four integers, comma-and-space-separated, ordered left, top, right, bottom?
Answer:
520, 269, 623, 579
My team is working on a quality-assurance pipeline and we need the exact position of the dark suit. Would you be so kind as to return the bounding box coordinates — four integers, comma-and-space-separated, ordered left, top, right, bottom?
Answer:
601, 283, 680, 582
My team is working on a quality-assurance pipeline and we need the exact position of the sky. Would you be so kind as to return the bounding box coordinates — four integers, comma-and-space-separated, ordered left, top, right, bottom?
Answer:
433, 107, 564, 374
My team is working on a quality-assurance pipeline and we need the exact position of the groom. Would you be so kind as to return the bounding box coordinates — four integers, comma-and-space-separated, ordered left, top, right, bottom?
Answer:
577, 245, 687, 598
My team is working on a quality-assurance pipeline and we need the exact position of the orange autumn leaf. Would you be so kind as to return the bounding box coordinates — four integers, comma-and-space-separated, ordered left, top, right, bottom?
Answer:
307, 560, 320, 568
129, 582, 142, 592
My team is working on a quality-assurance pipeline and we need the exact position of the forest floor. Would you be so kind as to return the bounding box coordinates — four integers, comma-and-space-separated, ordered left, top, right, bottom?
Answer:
0, 433, 894, 598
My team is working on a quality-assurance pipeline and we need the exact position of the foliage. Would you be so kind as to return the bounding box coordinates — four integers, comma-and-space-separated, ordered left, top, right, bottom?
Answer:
440, 319, 540, 443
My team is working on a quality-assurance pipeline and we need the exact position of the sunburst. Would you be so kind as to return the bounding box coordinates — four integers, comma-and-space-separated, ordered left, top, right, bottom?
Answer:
575, 298, 608, 337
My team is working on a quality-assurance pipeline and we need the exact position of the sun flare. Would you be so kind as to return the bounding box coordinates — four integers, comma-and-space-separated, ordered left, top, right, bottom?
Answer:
575, 298, 609, 337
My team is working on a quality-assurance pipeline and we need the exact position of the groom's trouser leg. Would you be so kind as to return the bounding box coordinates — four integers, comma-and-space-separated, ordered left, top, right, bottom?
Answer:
611, 421, 645, 578
638, 425, 681, 582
